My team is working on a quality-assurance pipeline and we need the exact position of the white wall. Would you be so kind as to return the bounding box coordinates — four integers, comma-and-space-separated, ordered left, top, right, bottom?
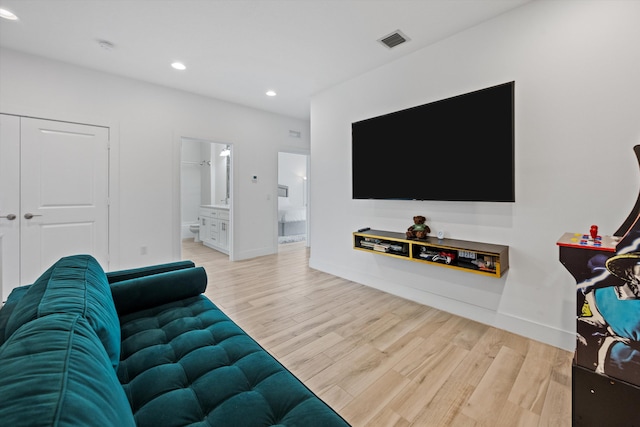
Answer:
309, 0, 640, 351
0, 47, 310, 268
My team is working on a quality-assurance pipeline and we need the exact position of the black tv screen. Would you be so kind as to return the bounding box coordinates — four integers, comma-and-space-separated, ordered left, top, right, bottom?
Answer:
352, 81, 515, 202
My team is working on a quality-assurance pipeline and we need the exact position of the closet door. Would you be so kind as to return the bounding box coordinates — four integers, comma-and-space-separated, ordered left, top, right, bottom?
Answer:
20, 118, 110, 284
0, 114, 20, 301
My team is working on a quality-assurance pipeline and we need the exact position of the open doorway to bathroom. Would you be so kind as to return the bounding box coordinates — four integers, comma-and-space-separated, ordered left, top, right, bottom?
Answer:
277, 152, 308, 246
181, 137, 232, 257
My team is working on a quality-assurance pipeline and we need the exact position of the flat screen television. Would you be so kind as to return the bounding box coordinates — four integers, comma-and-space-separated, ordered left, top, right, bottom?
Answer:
351, 81, 515, 202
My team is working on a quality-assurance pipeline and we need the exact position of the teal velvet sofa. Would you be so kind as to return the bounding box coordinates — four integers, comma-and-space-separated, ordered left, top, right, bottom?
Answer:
0, 254, 350, 427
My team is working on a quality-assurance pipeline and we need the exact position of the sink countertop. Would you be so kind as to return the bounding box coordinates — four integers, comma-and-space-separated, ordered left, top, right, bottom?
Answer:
200, 204, 230, 210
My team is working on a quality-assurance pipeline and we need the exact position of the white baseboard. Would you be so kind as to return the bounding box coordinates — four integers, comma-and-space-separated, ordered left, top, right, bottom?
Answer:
234, 245, 276, 261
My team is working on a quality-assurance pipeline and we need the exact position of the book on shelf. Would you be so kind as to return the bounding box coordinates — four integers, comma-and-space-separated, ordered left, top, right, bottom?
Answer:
373, 243, 391, 252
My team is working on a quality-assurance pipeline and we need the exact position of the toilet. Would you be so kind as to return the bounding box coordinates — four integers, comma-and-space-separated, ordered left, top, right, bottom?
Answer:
189, 223, 201, 242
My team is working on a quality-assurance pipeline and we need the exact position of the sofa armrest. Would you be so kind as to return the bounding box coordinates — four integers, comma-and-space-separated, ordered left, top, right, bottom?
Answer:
110, 267, 207, 316
106, 260, 196, 284
0, 285, 32, 345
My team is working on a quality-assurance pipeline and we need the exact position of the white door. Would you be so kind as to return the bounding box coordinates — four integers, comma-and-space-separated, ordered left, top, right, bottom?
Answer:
0, 115, 110, 299
0, 115, 20, 301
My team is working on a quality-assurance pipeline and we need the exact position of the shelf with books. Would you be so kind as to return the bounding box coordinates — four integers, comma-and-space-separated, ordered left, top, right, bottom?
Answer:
353, 229, 509, 278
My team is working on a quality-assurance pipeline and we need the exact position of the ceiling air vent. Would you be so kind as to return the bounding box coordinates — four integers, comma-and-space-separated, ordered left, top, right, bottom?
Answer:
378, 30, 410, 49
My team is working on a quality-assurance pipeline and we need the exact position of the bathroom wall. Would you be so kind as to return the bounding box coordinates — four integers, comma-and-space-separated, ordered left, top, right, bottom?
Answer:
200, 142, 212, 205
180, 139, 203, 239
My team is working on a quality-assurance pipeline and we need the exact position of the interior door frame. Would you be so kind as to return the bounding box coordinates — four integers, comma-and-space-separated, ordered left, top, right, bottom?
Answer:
0, 114, 21, 301
0, 105, 120, 270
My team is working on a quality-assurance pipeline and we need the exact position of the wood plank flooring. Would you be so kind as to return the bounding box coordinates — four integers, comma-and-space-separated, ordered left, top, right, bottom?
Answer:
182, 240, 572, 426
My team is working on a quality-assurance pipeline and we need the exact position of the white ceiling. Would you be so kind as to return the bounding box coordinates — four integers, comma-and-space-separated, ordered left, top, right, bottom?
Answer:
0, 0, 532, 120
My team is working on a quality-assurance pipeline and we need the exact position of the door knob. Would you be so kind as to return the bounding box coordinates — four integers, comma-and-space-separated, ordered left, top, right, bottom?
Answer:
0, 213, 16, 220
24, 213, 43, 219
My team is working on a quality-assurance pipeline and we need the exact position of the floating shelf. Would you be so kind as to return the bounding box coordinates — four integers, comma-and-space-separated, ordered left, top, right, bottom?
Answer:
353, 229, 509, 278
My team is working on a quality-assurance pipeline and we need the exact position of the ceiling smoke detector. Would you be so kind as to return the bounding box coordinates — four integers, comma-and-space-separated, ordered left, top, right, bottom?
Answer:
378, 30, 410, 49
97, 40, 115, 51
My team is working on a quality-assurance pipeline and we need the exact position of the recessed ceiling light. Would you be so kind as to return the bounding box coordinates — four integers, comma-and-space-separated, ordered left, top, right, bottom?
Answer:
171, 62, 186, 71
0, 8, 18, 20
266, 90, 277, 97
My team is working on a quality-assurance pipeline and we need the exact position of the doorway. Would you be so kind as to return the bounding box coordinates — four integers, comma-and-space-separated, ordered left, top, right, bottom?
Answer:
277, 152, 308, 246
180, 137, 232, 257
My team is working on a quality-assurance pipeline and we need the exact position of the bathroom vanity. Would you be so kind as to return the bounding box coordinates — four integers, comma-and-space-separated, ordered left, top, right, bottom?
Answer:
198, 205, 230, 254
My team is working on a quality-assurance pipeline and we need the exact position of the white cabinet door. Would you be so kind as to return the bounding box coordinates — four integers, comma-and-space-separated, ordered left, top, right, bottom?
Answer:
0, 116, 110, 299
209, 218, 219, 245
199, 215, 207, 242
199, 207, 212, 246
0, 115, 20, 301
218, 209, 229, 252
219, 220, 229, 250
198, 209, 207, 242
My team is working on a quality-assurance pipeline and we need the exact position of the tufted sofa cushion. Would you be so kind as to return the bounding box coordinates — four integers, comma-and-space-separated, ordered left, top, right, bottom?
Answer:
1, 255, 121, 369
0, 313, 135, 427
117, 295, 350, 427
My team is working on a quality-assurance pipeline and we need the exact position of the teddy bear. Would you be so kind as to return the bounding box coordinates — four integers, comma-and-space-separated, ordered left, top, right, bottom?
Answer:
406, 215, 430, 239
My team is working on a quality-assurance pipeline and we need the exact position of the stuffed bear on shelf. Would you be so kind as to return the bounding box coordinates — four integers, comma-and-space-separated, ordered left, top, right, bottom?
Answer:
406, 215, 431, 239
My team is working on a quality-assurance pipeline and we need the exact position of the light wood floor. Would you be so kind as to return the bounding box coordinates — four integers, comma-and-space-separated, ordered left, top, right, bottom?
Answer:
182, 240, 572, 427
